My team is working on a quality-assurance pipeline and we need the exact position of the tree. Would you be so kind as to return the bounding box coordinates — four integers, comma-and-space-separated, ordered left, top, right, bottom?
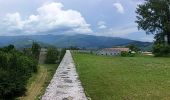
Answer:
136, 0, 170, 45
45, 47, 59, 64
0, 45, 38, 99
59, 48, 66, 61
126, 44, 141, 52
31, 42, 41, 60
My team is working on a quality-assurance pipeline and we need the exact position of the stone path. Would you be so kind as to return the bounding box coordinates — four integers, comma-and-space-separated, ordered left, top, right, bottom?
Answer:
42, 50, 87, 100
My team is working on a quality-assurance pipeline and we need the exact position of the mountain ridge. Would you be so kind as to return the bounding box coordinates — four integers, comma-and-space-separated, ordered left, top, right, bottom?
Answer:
0, 34, 152, 50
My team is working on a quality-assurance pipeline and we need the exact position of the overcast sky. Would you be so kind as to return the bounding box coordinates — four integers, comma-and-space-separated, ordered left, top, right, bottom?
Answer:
0, 0, 154, 42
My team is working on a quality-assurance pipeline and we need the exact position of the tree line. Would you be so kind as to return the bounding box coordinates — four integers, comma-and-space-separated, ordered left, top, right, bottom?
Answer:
0, 43, 68, 99
0, 43, 41, 99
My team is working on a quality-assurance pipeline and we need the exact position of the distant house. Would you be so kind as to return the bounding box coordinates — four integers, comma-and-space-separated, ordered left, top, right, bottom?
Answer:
96, 48, 130, 56
142, 51, 153, 56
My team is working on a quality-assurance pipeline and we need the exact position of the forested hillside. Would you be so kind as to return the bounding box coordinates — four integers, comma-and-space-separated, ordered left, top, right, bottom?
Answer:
0, 34, 152, 50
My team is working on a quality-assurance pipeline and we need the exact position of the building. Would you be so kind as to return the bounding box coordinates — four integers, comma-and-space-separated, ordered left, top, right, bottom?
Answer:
96, 48, 130, 56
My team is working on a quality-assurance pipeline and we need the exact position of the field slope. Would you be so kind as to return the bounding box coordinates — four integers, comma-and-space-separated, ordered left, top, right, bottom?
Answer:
73, 53, 170, 100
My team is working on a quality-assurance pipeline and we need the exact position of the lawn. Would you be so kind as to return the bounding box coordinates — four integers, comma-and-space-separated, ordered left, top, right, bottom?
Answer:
19, 64, 58, 100
73, 53, 170, 100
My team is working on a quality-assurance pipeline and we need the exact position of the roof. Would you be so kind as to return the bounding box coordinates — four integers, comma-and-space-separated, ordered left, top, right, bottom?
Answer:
102, 48, 129, 52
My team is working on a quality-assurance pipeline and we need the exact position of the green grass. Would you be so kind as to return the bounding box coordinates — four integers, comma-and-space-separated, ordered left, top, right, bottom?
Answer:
19, 64, 58, 100
73, 53, 170, 100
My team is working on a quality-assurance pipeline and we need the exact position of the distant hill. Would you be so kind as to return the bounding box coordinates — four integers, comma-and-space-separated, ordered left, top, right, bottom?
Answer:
0, 34, 152, 50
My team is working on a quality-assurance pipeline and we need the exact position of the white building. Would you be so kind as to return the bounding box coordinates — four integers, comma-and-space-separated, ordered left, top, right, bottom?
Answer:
96, 48, 130, 56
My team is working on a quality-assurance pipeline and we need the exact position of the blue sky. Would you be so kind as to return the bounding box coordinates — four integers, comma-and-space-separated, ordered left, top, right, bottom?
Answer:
0, 0, 154, 42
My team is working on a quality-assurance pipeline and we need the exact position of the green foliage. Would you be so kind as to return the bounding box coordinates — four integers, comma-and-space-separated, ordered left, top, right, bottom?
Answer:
59, 48, 66, 62
45, 47, 59, 64
0, 45, 38, 99
121, 51, 135, 57
126, 44, 141, 52
23, 48, 32, 56
31, 42, 41, 60
153, 44, 170, 57
136, 0, 170, 45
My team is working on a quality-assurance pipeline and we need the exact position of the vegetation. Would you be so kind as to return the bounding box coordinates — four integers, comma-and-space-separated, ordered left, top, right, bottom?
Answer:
136, 0, 170, 56
121, 51, 135, 57
45, 47, 59, 64
20, 47, 65, 99
59, 48, 66, 62
73, 53, 170, 100
126, 44, 141, 52
0, 35, 152, 51
19, 64, 58, 100
153, 44, 170, 57
0, 45, 39, 99
31, 42, 41, 60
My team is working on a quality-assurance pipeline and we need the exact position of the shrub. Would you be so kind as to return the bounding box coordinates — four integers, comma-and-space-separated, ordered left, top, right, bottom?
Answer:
0, 47, 38, 99
153, 44, 170, 57
59, 48, 66, 61
45, 47, 59, 64
31, 42, 41, 60
121, 51, 135, 57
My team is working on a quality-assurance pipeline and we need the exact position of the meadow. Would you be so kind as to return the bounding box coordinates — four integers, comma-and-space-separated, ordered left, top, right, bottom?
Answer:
73, 53, 170, 100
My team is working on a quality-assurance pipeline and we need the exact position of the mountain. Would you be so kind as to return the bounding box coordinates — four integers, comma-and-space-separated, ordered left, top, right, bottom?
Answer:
0, 34, 152, 50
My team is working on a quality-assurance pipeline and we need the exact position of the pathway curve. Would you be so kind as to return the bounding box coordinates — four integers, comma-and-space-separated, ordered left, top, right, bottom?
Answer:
42, 50, 87, 100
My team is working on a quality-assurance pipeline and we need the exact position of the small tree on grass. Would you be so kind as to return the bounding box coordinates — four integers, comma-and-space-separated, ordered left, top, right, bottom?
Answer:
45, 47, 59, 64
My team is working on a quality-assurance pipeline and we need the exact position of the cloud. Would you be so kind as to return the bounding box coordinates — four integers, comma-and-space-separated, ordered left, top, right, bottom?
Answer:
113, 2, 124, 14
97, 21, 107, 29
0, 2, 92, 35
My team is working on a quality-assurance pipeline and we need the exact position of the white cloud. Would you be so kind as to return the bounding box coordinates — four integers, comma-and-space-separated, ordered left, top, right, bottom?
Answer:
4, 12, 23, 30
97, 21, 107, 29
113, 2, 124, 14
0, 2, 92, 35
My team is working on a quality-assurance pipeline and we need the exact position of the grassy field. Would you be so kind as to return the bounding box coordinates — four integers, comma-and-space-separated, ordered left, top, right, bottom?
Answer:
19, 64, 58, 100
73, 53, 170, 100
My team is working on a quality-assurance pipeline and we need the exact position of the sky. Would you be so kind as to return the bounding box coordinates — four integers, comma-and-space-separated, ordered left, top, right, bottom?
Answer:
0, 0, 154, 42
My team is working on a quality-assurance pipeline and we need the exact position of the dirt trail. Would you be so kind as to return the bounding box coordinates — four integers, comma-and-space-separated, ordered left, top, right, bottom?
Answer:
20, 48, 48, 100
20, 65, 48, 100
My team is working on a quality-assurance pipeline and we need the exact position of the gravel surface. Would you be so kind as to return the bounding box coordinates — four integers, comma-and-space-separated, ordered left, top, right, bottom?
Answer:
42, 50, 87, 100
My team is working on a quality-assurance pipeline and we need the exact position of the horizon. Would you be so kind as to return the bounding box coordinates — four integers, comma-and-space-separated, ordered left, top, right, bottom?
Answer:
0, 34, 152, 43
0, 0, 154, 42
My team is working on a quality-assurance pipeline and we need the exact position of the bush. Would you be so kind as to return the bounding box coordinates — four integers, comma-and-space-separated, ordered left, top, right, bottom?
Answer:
59, 48, 66, 62
121, 51, 135, 57
153, 44, 170, 57
0, 46, 38, 99
45, 47, 59, 64
31, 42, 41, 60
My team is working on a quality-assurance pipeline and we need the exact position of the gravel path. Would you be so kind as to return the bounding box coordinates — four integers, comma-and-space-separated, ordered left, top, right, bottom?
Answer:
42, 50, 87, 100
